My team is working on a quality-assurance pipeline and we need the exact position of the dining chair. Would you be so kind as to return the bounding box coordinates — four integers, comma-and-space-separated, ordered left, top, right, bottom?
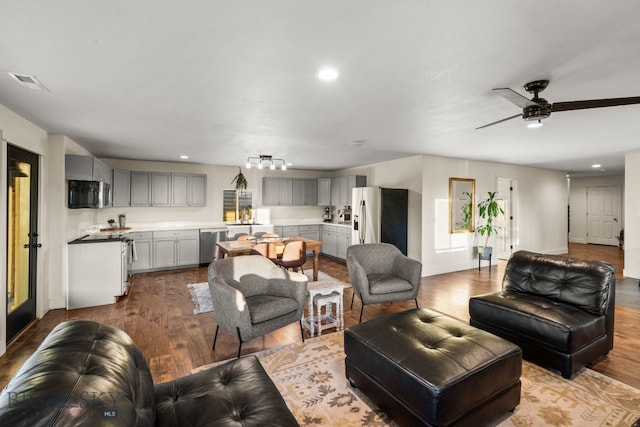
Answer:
250, 242, 278, 263
278, 240, 307, 273
236, 234, 255, 241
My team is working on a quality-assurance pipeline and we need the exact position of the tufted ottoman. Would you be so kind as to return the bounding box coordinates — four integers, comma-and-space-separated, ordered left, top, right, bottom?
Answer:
344, 308, 522, 426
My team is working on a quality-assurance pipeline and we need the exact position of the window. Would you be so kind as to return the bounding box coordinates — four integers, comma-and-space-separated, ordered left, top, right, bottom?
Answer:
223, 190, 253, 222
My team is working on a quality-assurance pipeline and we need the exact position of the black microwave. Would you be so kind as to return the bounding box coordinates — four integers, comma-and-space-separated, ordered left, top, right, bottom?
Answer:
68, 180, 111, 209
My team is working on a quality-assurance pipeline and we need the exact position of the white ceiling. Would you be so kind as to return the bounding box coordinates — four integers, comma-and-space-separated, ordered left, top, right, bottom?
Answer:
2, 1, 640, 175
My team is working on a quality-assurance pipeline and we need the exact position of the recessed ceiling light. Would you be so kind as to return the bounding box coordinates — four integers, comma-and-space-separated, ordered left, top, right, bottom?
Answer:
317, 67, 339, 81
180, 155, 189, 159
592, 164, 601, 168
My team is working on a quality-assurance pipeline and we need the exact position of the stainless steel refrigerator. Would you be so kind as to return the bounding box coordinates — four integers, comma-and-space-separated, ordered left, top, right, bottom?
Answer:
352, 187, 408, 255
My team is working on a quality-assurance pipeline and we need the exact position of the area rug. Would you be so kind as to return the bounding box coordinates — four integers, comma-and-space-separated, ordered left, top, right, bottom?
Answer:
236, 331, 640, 427
187, 282, 214, 314
188, 270, 350, 314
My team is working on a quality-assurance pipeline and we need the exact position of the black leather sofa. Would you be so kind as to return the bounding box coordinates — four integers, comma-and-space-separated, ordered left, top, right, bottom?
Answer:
0, 320, 298, 426
469, 250, 615, 379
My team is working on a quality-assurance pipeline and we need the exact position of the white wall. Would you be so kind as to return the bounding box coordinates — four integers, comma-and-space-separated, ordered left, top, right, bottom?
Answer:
568, 175, 624, 244
340, 156, 423, 261
420, 155, 568, 276
625, 153, 640, 278
0, 104, 51, 356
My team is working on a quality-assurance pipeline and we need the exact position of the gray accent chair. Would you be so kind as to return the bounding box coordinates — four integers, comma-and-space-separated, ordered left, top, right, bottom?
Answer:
208, 255, 308, 358
346, 243, 422, 322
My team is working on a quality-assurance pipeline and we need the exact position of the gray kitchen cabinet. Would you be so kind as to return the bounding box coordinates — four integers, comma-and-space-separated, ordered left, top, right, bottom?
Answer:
282, 225, 299, 238
153, 237, 176, 268
298, 224, 320, 241
273, 226, 283, 237
189, 174, 207, 206
262, 178, 281, 206
331, 175, 367, 207
321, 224, 350, 259
131, 172, 171, 206
153, 229, 199, 268
292, 179, 318, 206
112, 169, 131, 207
171, 173, 207, 207
128, 232, 153, 272
131, 172, 152, 206
336, 227, 351, 259
152, 173, 171, 206
279, 178, 293, 205
322, 226, 338, 257
317, 178, 331, 206
303, 179, 318, 205
262, 177, 293, 206
65, 154, 112, 184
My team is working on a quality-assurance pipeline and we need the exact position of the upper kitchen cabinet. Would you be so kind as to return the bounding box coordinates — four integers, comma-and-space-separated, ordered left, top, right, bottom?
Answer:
317, 178, 331, 206
292, 179, 318, 206
171, 173, 207, 207
112, 169, 131, 207
262, 177, 293, 206
331, 175, 366, 207
65, 155, 112, 184
131, 172, 171, 206
264, 177, 320, 206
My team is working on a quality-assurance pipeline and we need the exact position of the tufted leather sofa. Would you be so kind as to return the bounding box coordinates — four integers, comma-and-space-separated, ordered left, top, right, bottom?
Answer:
0, 320, 298, 426
469, 250, 615, 379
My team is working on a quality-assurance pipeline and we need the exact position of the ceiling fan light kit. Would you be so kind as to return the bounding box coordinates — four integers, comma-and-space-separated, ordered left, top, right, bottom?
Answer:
246, 155, 287, 170
477, 79, 640, 130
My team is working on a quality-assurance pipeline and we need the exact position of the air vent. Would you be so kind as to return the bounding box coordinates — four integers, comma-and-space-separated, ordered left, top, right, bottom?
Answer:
8, 73, 48, 91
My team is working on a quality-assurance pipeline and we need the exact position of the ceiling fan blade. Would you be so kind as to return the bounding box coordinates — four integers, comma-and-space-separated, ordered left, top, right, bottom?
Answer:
552, 97, 640, 112
493, 88, 540, 108
475, 113, 522, 130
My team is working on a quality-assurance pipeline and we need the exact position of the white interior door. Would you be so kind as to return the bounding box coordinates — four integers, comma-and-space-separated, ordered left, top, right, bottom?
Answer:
587, 186, 620, 246
496, 178, 517, 260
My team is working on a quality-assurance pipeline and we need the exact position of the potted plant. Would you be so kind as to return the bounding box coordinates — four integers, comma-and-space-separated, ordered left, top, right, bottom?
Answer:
457, 191, 474, 230
615, 228, 624, 249
476, 191, 504, 260
231, 167, 248, 192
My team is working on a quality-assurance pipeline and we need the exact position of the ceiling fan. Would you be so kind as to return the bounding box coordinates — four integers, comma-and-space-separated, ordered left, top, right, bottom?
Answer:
476, 79, 640, 129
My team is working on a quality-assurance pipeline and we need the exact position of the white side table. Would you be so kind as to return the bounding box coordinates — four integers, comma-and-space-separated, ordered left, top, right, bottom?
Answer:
314, 292, 343, 336
303, 281, 344, 337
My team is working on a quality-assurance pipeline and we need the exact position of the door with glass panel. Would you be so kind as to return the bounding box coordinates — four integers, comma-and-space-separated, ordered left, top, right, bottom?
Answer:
6, 145, 39, 342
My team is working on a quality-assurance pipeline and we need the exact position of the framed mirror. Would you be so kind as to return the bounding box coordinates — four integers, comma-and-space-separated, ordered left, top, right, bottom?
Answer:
449, 177, 475, 233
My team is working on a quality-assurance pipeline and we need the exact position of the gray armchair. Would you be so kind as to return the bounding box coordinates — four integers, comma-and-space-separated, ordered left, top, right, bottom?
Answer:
346, 243, 422, 322
208, 255, 308, 358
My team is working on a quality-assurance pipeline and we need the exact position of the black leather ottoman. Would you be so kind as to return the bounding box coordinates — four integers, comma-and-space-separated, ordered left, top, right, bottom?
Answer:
344, 308, 522, 427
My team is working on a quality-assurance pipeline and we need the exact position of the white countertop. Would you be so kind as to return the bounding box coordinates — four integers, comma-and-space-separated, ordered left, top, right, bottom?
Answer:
82, 220, 352, 236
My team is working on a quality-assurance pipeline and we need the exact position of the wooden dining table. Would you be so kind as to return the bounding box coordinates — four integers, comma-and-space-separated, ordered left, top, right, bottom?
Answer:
216, 237, 324, 281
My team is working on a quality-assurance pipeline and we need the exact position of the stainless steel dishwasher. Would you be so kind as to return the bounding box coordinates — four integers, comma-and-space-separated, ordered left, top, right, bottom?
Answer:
199, 228, 227, 266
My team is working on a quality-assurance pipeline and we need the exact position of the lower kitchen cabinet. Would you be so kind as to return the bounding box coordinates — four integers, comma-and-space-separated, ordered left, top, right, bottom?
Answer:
298, 225, 320, 241
282, 225, 299, 238
129, 232, 153, 272
152, 229, 199, 269
321, 224, 351, 259
322, 227, 338, 257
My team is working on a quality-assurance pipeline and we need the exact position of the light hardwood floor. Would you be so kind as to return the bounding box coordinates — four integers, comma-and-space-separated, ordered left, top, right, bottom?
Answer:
1, 243, 638, 390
